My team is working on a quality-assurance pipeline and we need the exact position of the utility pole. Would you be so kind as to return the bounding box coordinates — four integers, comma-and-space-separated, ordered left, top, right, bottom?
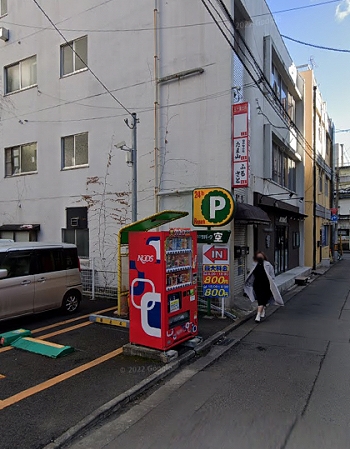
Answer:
313, 85, 317, 271
118, 112, 139, 223
131, 112, 138, 223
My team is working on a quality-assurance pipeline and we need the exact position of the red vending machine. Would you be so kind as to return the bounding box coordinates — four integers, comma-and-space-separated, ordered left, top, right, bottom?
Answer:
129, 229, 198, 351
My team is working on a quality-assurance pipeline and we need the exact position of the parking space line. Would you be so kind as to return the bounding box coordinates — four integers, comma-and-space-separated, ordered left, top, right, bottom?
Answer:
31, 306, 117, 334
0, 322, 91, 354
0, 347, 123, 411
37, 321, 91, 340
0, 306, 118, 355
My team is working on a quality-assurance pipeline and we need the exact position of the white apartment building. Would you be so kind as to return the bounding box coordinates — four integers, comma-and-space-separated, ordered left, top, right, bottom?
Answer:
0, 0, 305, 301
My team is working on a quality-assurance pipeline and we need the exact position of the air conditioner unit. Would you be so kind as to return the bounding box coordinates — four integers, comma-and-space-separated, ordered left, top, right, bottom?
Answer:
0, 27, 9, 42
70, 217, 79, 227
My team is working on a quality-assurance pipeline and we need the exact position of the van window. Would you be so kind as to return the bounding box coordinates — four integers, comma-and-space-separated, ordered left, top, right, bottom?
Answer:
63, 248, 79, 269
0, 250, 34, 278
36, 249, 64, 273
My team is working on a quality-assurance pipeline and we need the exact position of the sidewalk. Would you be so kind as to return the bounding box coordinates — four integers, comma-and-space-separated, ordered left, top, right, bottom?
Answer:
64, 257, 349, 449
45, 264, 329, 449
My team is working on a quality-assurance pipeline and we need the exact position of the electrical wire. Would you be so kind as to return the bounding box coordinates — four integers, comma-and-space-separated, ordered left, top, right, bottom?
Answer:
281, 35, 350, 53
257, 0, 341, 18
216, 0, 334, 165
0, 0, 118, 50
205, 0, 322, 165
32, 0, 132, 117
19, 85, 256, 123
0, 1, 340, 33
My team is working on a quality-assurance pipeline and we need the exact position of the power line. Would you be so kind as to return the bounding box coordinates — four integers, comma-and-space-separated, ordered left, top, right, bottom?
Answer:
0, 0, 118, 50
0, 1, 340, 33
203, 0, 317, 163
32, 0, 132, 116
259, 0, 340, 18
282, 34, 350, 53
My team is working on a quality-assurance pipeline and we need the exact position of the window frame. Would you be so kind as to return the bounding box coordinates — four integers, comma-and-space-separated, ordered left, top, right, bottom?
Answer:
62, 228, 89, 258
5, 142, 38, 177
319, 170, 323, 193
60, 36, 88, 77
5, 55, 37, 95
61, 132, 88, 170
271, 63, 296, 122
272, 141, 296, 192
0, 0, 7, 17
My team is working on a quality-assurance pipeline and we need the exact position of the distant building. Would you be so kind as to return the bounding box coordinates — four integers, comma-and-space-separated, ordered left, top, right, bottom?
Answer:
299, 69, 335, 268
337, 158, 350, 250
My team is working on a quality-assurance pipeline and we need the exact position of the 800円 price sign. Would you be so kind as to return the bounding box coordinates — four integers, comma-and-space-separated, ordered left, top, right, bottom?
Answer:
202, 264, 229, 298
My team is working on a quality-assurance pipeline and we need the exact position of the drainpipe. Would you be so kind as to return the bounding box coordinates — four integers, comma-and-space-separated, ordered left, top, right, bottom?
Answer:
154, 0, 160, 213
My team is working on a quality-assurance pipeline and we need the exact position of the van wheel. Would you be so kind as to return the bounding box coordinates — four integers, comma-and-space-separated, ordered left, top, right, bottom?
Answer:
62, 291, 81, 313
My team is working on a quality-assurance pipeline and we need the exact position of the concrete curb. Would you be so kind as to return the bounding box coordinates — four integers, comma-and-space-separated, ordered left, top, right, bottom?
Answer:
44, 268, 332, 449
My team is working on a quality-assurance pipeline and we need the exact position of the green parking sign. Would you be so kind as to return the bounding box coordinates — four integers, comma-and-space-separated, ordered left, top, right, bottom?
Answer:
193, 188, 235, 227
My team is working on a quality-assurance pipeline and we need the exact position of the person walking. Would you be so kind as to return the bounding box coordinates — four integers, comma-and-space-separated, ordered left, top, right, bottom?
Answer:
244, 251, 284, 322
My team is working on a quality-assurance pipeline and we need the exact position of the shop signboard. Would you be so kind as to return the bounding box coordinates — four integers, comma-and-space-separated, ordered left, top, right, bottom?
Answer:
232, 102, 250, 188
202, 244, 230, 299
202, 264, 229, 299
192, 188, 235, 227
196, 230, 231, 244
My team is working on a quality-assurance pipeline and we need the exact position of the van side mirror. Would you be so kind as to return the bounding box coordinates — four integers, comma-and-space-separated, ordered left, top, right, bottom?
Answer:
0, 269, 8, 279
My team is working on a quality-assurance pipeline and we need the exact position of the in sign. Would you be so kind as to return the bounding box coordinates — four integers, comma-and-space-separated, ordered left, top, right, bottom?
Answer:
203, 245, 230, 264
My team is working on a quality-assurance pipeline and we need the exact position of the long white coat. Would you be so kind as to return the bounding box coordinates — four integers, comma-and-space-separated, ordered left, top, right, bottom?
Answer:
244, 261, 284, 306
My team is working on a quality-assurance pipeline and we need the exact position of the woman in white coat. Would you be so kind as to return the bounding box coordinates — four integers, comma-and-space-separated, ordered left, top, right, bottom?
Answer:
244, 251, 284, 322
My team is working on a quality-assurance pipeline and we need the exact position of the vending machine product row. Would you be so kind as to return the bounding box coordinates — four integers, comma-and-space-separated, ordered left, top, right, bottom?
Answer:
129, 229, 198, 351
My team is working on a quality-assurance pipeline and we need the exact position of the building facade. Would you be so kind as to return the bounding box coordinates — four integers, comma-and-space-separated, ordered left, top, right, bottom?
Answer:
0, 0, 311, 302
299, 69, 335, 269
336, 158, 350, 251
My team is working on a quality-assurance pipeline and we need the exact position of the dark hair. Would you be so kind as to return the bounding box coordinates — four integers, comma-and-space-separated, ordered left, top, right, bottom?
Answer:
254, 251, 268, 261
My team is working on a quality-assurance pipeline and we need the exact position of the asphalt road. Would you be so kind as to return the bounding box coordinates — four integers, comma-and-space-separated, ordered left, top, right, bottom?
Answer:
68, 256, 350, 449
0, 297, 161, 449
0, 295, 229, 449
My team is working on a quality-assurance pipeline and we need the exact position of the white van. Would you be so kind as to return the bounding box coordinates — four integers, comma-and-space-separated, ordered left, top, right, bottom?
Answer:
0, 242, 83, 321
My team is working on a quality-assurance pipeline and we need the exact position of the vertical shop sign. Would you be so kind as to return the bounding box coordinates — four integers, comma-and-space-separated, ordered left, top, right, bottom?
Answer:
232, 102, 250, 188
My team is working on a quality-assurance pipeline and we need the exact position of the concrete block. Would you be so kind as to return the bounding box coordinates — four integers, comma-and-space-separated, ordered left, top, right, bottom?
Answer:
181, 336, 203, 348
295, 276, 309, 286
123, 343, 178, 364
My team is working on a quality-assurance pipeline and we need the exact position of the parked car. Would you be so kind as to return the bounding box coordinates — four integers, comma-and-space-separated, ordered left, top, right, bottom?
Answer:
0, 242, 82, 321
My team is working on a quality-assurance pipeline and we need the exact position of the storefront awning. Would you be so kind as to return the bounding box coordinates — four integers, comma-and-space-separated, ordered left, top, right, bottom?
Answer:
0, 224, 40, 231
234, 203, 271, 225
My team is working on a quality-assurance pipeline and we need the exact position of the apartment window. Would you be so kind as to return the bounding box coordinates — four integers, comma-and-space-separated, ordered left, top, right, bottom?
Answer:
319, 171, 323, 193
0, 0, 7, 16
61, 36, 87, 76
5, 56, 37, 94
5, 143, 37, 177
62, 132, 88, 169
325, 178, 329, 196
272, 142, 296, 192
271, 64, 295, 122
